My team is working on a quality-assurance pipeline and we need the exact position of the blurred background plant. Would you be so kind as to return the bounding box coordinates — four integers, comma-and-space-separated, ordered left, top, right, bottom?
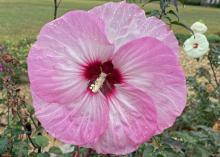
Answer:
0, 0, 220, 157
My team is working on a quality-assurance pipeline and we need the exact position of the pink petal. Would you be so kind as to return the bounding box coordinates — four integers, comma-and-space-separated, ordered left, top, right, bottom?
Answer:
37, 10, 114, 64
89, 1, 179, 55
28, 11, 114, 104
32, 91, 109, 145
89, 84, 157, 155
143, 16, 179, 55
112, 37, 186, 135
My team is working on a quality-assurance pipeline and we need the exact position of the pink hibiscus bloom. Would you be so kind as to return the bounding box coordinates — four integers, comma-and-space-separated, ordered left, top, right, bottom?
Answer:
28, 1, 186, 155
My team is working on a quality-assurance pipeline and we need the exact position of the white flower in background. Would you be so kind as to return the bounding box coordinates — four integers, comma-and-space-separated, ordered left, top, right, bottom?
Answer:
183, 33, 209, 58
59, 144, 75, 154
191, 21, 208, 34
50, 144, 75, 157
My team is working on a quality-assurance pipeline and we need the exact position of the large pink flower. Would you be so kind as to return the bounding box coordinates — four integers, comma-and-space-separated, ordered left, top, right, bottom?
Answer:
28, 1, 186, 155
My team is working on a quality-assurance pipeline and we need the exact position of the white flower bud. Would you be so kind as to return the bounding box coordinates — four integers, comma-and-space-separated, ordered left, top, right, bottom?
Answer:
191, 21, 208, 34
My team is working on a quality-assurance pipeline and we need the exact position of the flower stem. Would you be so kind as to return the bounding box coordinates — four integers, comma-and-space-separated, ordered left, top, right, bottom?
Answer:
85, 148, 95, 157
29, 114, 38, 129
53, 0, 62, 19
208, 55, 219, 87
73, 146, 80, 157
16, 107, 41, 151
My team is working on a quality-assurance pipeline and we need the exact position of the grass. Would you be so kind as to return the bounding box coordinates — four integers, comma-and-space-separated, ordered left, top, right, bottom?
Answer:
0, 0, 220, 42
143, 3, 220, 34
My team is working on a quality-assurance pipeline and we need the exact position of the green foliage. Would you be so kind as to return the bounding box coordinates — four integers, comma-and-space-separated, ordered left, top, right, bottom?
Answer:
38, 153, 50, 157
142, 144, 154, 157
0, 137, 8, 154
49, 146, 63, 155
33, 135, 49, 147
1, 37, 34, 84
208, 34, 220, 44
184, 0, 201, 6
209, 43, 220, 68
137, 126, 220, 157
143, 0, 195, 34
12, 141, 29, 157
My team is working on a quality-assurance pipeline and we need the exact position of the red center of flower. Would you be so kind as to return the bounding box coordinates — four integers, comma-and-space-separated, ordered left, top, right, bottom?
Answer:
83, 60, 122, 96
193, 43, 199, 48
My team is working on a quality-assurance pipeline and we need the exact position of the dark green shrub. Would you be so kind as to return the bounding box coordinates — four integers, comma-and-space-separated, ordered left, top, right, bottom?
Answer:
184, 0, 201, 5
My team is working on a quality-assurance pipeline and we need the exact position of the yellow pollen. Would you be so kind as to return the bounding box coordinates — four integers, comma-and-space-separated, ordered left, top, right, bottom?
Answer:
89, 72, 107, 93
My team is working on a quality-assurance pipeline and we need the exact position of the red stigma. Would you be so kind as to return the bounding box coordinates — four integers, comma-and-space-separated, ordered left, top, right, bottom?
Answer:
193, 43, 199, 48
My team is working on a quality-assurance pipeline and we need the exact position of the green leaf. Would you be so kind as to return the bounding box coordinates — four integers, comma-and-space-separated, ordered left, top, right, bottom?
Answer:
12, 141, 29, 157
142, 0, 160, 8
171, 21, 194, 35
162, 150, 180, 157
49, 146, 62, 155
146, 10, 161, 17
172, 0, 179, 12
37, 153, 50, 157
29, 152, 38, 157
0, 137, 8, 154
163, 15, 172, 24
26, 104, 34, 114
33, 135, 49, 147
212, 133, 220, 146
11, 128, 25, 136
143, 144, 154, 157
146, 0, 160, 3
0, 98, 6, 104
191, 146, 210, 157
167, 10, 179, 21
175, 131, 197, 143
160, 0, 165, 13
